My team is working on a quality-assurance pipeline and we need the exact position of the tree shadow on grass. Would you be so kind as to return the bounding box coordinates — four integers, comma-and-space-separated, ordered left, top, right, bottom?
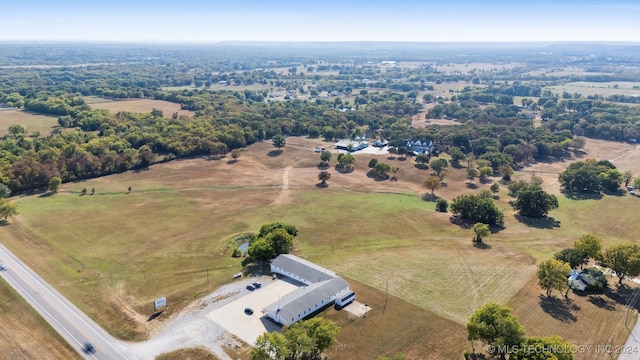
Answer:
147, 311, 163, 322
449, 216, 474, 229
315, 182, 329, 188
267, 149, 283, 157
227, 159, 239, 165
587, 295, 616, 311
366, 170, 389, 182
604, 284, 640, 311
466, 182, 478, 189
562, 191, 603, 201
514, 214, 561, 229
335, 165, 354, 174
317, 162, 329, 170
38, 192, 54, 198
414, 164, 428, 170
472, 242, 491, 250
0, 219, 9, 226
421, 193, 438, 202
539, 295, 579, 322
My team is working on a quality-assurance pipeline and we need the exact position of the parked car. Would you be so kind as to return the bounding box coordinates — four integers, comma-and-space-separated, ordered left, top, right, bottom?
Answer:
233, 272, 242, 279
83, 342, 96, 354
244, 307, 254, 315
246, 284, 255, 291
0, 264, 7, 271
253, 282, 262, 288
631, 190, 636, 196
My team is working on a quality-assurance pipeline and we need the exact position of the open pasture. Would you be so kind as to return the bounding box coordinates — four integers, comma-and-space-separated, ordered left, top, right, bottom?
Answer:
88, 98, 195, 117
0, 109, 59, 136
2, 135, 640, 358
547, 81, 640, 97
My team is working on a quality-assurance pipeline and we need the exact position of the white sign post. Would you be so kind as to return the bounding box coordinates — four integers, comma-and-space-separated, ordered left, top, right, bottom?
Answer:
154, 296, 167, 312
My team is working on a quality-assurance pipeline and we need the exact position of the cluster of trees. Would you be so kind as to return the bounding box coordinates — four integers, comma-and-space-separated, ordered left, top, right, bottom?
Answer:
450, 192, 504, 227
0, 184, 18, 221
467, 302, 573, 360
247, 222, 298, 262
251, 317, 339, 360
509, 177, 559, 218
558, 159, 623, 194
538, 234, 603, 297
600, 243, 640, 284
367, 158, 397, 179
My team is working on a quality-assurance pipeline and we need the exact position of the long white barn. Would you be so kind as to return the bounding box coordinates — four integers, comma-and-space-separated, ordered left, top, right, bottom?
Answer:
266, 254, 355, 326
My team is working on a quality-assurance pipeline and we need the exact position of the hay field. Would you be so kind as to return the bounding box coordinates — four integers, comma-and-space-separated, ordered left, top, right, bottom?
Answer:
88, 98, 195, 117
0, 109, 59, 136
0, 278, 80, 359
2, 136, 640, 358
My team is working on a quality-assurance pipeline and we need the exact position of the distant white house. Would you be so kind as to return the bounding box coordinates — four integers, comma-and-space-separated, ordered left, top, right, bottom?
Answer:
405, 139, 433, 155
266, 254, 354, 326
335, 138, 368, 152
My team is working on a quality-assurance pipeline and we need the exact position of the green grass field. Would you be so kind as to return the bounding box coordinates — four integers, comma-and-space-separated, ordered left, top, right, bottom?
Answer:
2, 136, 640, 358
0, 109, 59, 136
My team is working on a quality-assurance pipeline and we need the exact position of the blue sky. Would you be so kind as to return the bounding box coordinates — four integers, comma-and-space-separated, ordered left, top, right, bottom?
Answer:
2, 0, 639, 42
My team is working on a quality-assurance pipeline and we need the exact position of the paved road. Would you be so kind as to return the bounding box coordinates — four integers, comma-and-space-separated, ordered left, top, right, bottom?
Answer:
617, 278, 640, 360
0, 243, 129, 360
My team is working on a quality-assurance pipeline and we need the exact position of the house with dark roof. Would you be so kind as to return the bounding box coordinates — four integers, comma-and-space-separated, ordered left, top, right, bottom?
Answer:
266, 254, 354, 326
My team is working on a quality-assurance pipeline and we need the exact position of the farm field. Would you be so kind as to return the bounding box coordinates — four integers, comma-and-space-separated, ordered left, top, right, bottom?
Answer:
547, 81, 640, 97
0, 278, 80, 359
0, 109, 59, 136
87, 98, 196, 117
1, 136, 640, 359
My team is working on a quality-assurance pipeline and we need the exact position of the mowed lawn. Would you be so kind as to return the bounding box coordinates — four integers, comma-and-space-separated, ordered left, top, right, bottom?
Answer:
2, 136, 640, 358
0, 278, 80, 359
0, 109, 59, 136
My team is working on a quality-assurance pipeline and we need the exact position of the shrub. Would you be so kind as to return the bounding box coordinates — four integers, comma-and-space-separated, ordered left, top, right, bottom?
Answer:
436, 198, 448, 212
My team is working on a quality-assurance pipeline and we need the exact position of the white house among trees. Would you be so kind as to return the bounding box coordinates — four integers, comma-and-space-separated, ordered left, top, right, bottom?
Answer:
266, 254, 354, 326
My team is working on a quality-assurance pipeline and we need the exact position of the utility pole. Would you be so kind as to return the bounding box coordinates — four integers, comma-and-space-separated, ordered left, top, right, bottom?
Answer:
383, 278, 389, 315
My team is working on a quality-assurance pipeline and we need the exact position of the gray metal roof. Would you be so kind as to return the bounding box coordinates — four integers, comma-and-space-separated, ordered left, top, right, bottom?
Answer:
265, 277, 350, 323
271, 254, 336, 284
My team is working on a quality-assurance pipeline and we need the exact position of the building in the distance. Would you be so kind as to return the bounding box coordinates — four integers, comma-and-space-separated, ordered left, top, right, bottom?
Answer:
265, 254, 355, 326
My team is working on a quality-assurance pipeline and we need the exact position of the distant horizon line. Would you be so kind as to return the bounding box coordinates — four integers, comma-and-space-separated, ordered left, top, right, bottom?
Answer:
1, 40, 639, 45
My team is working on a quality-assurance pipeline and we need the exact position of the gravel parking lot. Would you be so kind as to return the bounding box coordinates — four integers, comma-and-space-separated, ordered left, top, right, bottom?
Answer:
208, 278, 300, 345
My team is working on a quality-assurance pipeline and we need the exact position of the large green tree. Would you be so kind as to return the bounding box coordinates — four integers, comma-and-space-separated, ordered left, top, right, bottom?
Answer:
554, 248, 588, 269
423, 176, 441, 196
467, 303, 525, 358
450, 194, 504, 227
48, 176, 62, 193
272, 134, 286, 150
574, 234, 602, 260
512, 185, 559, 218
320, 150, 332, 165
318, 171, 331, 185
0, 199, 19, 221
429, 158, 449, 180
511, 336, 575, 360
600, 244, 640, 284
472, 223, 490, 244
251, 318, 340, 360
537, 259, 571, 297
0, 184, 11, 198
248, 222, 298, 261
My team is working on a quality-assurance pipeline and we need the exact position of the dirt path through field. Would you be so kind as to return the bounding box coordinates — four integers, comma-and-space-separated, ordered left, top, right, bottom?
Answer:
282, 166, 291, 191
